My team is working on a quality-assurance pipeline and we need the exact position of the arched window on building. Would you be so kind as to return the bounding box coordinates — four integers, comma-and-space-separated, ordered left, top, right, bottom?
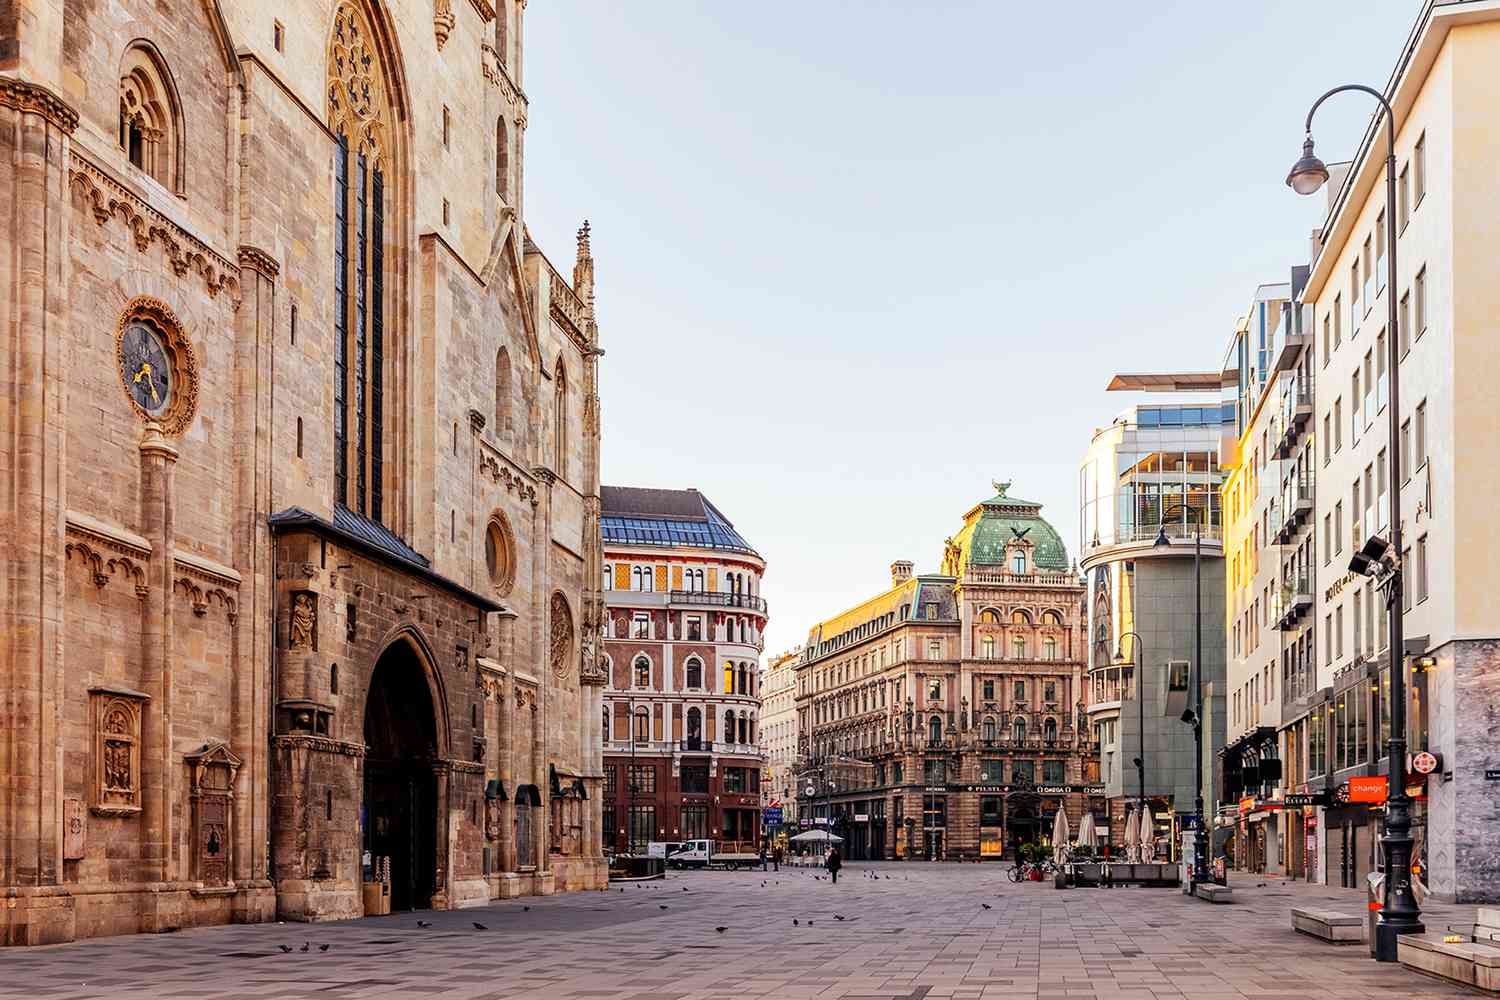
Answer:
1043, 636, 1058, 661
119, 43, 183, 193
1012, 635, 1027, 659
1013, 717, 1028, 743
1011, 610, 1032, 625
327, 2, 399, 523
725, 710, 737, 745
981, 717, 996, 743
686, 707, 702, 747
633, 710, 650, 742
1044, 717, 1058, 743
928, 715, 943, 744
978, 608, 1000, 625
601, 706, 610, 742
739, 714, 749, 745
553, 358, 567, 479
495, 115, 509, 199
494, 346, 512, 431
1012, 550, 1027, 573
685, 657, 703, 689
1041, 610, 1062, 626
633, 656, 651, 688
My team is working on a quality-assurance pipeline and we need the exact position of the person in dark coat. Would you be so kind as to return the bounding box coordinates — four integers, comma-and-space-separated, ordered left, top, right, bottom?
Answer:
772, 845, 783, 872
825, 846, 842, 884
759, 845, 767, 871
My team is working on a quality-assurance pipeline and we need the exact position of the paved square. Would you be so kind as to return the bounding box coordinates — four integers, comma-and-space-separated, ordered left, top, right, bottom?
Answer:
1, 864, 1478, 999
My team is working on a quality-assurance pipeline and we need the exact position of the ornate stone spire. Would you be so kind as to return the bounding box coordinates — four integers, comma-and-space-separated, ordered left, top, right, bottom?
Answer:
572, 219, 594, 315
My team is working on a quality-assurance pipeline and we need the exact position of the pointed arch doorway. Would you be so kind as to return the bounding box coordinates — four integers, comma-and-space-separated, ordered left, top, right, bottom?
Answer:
363, 639, 440, 911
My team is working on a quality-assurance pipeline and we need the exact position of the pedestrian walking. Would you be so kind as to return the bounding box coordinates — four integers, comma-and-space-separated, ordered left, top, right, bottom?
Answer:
825, 846, 842, 884
772, 845, 782, 872
759, 845, 767, 872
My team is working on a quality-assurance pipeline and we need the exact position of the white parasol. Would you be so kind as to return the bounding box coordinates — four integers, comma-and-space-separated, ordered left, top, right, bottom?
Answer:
789, 829, 843, 843
1121, 808, 1139, 862
1051, 807, 1071, 865
1137, 807, 1156, 862
1078, 812, 1098, 852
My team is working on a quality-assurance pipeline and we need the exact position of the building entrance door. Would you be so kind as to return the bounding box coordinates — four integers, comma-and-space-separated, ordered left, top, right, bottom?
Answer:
363, 639, 440, 911
923, 830, 944, 860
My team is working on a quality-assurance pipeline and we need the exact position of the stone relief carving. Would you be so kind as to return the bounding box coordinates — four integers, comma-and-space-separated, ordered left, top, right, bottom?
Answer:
290, 592, 318, 651
92, 691, 146, 816
549, 592, 573, 679
433, 0, 456, 49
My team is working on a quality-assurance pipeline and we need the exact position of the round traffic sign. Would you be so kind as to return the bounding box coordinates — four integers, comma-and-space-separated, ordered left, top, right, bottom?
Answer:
1412, 750, 1438, 775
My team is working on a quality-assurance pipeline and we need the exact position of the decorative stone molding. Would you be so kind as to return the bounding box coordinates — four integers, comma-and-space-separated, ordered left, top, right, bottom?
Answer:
70, 158, 239, 301
0, 78, 80, 132
184, 742, 241, 887
549, 592, 573, 679
468, 407, 487, 432
478, 448, 539, 506
328, 1, 391, 163
433, 0, 456, 49
481, 43, 527, 109
469, 0, 495, 20
174, 576, 237, 623
271, 733, 366, 757
236, 245, 280, 279
174, 549, 243, 589
66, 540, 148, 598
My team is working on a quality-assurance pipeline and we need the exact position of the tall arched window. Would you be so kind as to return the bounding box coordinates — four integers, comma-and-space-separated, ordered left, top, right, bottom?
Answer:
686, 707, 702, 744
494, 346, 512, 431
725, 710, 736, 744
1012, 635, 1027, 659
981, 718, 996, 742
685, 657, 703, 689
553, 358, 567, 479
1013, 717, 1027, 742
119, 43, 183, 193
633, 656, 650, 688
328, 2, 398, 524
1043, 636, 1058, 661
495, 116, 509, 199
928, 715, 943, 744
1012, 550, 1027, 573
738, 714, 748, 745
601, 706, 610, 742
1044, 717, 1058, 742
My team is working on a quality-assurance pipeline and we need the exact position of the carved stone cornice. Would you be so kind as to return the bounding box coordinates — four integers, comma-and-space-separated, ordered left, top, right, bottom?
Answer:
70, 154, 240, 303
236, 245, 280, 279
468, 407, 487, 433
469, 0, 496, 20
271, 734, 366, 758
0, 79, 79, 132
478, 446, 539, 506
174, 576, 238, 624
531, 466, 557, 487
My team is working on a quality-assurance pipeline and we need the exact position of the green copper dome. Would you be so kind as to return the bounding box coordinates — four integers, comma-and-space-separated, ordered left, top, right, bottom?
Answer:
942, 481, 1070, 574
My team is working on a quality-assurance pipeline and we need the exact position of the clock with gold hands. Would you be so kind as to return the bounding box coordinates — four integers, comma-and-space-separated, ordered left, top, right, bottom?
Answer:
120, 319, 173, 418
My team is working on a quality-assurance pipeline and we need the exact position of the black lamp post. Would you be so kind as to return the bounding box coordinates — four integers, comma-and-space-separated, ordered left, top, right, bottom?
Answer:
1287, 83, 1423, 960
1155, 503, 1207, 894
1115, 631, 1145, 860
627, 705, 648, 854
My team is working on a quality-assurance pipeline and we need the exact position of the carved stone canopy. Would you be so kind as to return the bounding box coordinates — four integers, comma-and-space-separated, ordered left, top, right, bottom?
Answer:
185, 741, 243, 795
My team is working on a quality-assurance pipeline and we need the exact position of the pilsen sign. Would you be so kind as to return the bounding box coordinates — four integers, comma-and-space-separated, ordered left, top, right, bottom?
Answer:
966, 784, 1107, 795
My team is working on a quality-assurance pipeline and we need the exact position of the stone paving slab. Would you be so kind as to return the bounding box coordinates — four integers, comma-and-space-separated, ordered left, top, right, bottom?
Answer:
0, 866, 1482, 999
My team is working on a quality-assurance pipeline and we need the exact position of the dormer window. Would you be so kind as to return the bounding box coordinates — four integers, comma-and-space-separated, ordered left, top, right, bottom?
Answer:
1011, 550, 1027, 574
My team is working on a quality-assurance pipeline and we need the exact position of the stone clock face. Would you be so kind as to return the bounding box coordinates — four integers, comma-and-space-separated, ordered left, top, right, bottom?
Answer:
120, 321, 172, 417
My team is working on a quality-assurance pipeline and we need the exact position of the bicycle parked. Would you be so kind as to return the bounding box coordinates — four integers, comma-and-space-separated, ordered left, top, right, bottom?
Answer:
1005, 857, 1059, 882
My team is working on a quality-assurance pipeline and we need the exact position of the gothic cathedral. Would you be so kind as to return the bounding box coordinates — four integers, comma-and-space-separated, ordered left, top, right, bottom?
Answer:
0, 0, 608, 945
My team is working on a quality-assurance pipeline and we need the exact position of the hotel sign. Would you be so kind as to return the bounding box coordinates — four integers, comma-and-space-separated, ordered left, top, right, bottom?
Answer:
1325, 572, 1355, 602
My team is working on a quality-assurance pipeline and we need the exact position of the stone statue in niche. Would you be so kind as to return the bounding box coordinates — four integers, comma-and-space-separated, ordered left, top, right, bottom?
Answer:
290, 592, 317, 650
102, 708, 132, 790
485, 798, 500, 842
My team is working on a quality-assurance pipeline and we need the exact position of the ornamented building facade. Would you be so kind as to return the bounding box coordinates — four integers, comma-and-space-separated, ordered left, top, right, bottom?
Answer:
794, 486, 1094, 861
760, 648, 801, 831
0, 0, 607, 946
600, 487, 767, 854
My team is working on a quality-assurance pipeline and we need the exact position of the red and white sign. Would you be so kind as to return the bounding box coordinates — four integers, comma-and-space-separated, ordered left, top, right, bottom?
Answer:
1411, 751, 1439, 775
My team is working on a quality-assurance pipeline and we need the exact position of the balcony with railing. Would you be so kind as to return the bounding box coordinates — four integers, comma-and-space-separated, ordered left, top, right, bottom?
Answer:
670, 589, 769, 615
1273, 374, 1315, 459
1272, 302, 1312, 374
963, 567, 1079, 586
1273, 569, 1314, 631
1272, 469, 1315, 544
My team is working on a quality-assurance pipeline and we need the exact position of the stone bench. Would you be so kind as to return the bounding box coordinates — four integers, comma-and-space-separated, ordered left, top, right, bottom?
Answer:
1291, 907, 1363, 943
1194, 883, 1233, 903
1400, 933, 1500, 993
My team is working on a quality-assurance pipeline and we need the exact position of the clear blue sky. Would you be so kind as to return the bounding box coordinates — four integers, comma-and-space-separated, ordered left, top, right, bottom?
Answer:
522, 1, 1421, 657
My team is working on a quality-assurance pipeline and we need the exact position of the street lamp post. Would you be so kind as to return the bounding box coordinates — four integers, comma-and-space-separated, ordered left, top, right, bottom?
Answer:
627, 705, 648, 854
1115, 631, 1145, 861
1155, 505, 1208, 894
1287, 83, 1423, 959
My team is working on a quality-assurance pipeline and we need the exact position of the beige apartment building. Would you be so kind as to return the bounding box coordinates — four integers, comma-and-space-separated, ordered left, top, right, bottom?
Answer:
1295, 0, 1500, 902
760, 648, 801, 832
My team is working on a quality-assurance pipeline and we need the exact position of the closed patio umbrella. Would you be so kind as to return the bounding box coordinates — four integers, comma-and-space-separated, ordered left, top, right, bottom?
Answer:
1137, 808, 1155, 862
1120, 808, 1139, 863
1051, 807, 1071, 865
1078, 812, 1097, 853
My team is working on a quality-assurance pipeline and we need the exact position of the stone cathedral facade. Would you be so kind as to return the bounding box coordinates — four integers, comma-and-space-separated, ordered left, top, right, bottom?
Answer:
0, 0, 608, 946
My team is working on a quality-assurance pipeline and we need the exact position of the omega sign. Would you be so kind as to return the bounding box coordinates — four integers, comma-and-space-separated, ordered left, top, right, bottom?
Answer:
1410, 750, 1440, 776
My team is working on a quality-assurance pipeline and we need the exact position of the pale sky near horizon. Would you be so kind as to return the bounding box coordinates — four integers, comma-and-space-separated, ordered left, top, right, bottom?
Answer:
521, 1, 1421, 657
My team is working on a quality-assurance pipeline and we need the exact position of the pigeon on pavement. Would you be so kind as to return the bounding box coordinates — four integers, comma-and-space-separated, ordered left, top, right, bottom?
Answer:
473, 922, 488, 930
300, 942, 310, 952
714, 926, 727, 933
319, 944, 331, 952
278, 945, 293, 953
416, 920, 432, 928
981, 904, 992, 910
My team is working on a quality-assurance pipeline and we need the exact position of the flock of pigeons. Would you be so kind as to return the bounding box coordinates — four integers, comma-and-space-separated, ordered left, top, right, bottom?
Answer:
274, 865, 1014, 953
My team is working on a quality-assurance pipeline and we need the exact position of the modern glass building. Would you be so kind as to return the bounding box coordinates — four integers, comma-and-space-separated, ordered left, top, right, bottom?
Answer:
1079, 392, 1229, 857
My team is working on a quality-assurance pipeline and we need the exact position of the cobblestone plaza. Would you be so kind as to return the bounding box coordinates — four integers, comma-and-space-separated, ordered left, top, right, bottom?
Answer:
0, 863, 1480, 999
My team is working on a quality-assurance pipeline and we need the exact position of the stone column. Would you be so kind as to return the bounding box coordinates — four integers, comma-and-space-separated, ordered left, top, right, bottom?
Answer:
431, 764, 449, 909
530, 467, 554, 875
496, 610, 517, 874
139, 424, 178, 885
234, 247, 278, 890
0, 81, 76, 946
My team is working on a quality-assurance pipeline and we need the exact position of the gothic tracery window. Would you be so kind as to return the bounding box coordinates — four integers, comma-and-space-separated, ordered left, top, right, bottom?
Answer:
553, 358, 568, 479
328, 2, 395, 523
119, 44, 182, 192
495, 347, 512, 431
